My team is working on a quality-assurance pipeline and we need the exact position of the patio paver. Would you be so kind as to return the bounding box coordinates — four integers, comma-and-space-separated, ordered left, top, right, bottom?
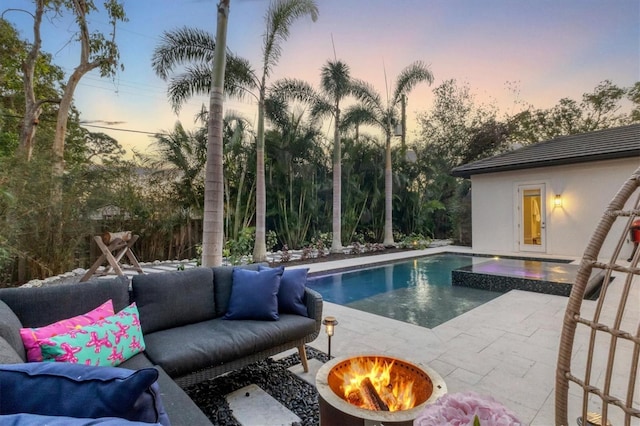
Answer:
301, 247, 638, 425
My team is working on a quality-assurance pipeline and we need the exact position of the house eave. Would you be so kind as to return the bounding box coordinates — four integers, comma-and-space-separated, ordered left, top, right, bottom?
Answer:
450, 150, 640, 179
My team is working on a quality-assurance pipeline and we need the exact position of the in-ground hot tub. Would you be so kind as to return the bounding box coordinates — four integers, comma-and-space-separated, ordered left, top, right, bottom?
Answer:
316, 354, 447, 426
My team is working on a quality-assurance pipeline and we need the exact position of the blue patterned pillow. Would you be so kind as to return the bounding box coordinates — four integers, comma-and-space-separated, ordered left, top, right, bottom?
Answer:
259, 266, 309, 316
223, 267, 283, 320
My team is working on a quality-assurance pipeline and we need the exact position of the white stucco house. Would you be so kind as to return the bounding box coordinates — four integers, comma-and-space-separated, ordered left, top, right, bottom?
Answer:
450, 124, 640, 260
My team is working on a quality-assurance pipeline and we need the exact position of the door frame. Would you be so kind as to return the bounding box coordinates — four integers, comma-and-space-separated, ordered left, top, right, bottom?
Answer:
514, 182, 547, 253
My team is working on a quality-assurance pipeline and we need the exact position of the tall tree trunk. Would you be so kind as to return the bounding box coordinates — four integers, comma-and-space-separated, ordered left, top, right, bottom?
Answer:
52, 69, 85, 178
253, 90, 267, 262
330, 106, 343, 253
202, 0, 230, 267
17, 0, 45, 160
383, 132, 395, 246
232, 159, 247, 240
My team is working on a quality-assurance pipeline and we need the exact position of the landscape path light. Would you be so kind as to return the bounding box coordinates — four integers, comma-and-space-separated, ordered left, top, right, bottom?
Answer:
322, 316, 338, 359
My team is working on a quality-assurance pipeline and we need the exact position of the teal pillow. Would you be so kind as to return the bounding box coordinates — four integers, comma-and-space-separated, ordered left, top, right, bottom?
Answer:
259, 266, 309, 316
223, 267, 283, 320
40, 303, 145, 367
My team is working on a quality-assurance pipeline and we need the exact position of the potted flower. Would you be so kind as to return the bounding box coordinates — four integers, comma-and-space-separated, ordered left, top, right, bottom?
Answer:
414, 391, 522, 425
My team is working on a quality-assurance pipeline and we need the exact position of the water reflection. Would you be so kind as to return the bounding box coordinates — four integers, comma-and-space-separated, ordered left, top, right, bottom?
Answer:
307, 254, 500, 329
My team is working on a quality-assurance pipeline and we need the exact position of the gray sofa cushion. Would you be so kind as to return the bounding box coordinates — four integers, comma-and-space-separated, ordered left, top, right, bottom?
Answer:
212, 264, 263, 317
120, 354, 212, 426
132, 268, 215, 334
0, 277, 130, 328
0, 301, 25, 361
0, 337, 23, 364
143, 315, 317, 378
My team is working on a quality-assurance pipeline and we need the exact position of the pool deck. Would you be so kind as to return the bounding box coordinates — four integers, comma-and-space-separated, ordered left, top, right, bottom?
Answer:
292, 245, 639, 425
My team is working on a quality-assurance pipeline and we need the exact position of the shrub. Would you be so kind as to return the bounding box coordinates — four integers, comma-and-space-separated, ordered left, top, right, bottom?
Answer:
398, 233, 431, 249
280, 245, 291, 263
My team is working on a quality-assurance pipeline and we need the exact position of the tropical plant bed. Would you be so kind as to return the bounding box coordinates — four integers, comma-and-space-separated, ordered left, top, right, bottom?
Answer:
268, 246, 416, 268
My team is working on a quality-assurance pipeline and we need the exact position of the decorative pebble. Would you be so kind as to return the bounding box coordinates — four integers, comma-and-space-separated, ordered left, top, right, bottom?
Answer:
184, 346, 328, 426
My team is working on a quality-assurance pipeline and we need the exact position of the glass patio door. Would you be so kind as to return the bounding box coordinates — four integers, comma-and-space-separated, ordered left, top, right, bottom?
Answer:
518, 184, 546, 252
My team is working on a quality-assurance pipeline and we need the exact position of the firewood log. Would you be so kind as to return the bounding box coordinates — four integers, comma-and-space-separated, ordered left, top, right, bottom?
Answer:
101, 231, 132, 245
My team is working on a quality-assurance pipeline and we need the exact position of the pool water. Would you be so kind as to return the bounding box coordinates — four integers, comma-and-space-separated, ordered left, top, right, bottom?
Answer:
307, 254, 501, 329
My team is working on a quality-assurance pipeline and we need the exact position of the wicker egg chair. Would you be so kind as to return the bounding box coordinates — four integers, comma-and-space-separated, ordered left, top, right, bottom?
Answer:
555, 166, 640, 426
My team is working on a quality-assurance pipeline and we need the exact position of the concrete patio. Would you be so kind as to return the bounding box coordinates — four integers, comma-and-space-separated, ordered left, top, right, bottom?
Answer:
288, 246, 638, 425
119, 245, 638, 425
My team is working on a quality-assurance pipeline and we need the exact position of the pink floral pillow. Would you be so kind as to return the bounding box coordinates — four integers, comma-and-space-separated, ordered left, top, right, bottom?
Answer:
19, 300, 114, 362
39, 303, 145, 367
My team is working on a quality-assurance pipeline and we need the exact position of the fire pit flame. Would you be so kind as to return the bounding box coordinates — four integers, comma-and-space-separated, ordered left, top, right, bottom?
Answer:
337, 356, 418, 412
317, 354, 447, 426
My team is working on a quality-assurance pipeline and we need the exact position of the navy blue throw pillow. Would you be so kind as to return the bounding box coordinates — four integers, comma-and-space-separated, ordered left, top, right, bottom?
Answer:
259, 266, 309, 316
0, 413, 164, 425
223, 267, 283, 320
0, 362, 169, 425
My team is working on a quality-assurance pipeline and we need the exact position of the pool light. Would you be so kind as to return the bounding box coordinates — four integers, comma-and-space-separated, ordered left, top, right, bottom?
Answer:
323, 316, 338, 359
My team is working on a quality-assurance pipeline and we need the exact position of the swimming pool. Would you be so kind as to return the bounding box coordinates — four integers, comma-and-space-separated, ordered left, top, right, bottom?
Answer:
307, 254, 501, 329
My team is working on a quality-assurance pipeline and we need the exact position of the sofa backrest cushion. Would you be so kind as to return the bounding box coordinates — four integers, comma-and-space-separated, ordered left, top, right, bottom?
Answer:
131, 267, 214, 334
0, 300, 25, 361
0, 276, 130, 328
0, 338, 23, 364
212, 263, 263, 317
0, 362, 169, 425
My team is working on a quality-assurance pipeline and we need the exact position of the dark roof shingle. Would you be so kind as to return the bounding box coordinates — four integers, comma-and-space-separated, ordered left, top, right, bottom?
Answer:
450, 124, 640, 178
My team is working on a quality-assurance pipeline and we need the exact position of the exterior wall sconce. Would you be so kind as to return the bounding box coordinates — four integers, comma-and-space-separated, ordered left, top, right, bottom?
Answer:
554, 194, 563, 208
322, 316, 338, 359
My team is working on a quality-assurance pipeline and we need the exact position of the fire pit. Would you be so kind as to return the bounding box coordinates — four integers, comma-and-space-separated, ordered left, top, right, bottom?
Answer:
316, 354, 447, 426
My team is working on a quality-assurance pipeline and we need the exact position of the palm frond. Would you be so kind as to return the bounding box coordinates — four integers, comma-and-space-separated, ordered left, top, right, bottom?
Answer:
225, 54, 258, 94
166, 60, 255, 113
342, 104, 381, 130
270, 78, 332, 124
270, 78, 317, 104
351, 78, 383, 114
310, 101, 333, 120
264, 95, 292, 129
167, 64, 213, 113
152, 27, 217, 80
392, 60, 434, 105
262, 0, 319, 79
321, 60, 351, 99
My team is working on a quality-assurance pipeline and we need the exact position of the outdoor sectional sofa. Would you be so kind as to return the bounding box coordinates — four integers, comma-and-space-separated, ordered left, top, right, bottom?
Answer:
0, 264, 323, 425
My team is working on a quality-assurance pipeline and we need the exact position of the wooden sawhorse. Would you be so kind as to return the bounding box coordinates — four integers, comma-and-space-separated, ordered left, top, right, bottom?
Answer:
81, 232, 144, 282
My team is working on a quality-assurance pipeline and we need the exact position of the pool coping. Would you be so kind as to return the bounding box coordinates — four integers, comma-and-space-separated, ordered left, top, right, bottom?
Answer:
299, 245, 578, 278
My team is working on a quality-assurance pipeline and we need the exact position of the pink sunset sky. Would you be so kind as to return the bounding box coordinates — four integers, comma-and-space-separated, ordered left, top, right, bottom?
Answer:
4, 0, 639, 155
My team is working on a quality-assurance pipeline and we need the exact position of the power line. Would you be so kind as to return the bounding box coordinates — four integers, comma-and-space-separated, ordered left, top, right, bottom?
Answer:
1, 114, 168, 136
82, 123, 164, 136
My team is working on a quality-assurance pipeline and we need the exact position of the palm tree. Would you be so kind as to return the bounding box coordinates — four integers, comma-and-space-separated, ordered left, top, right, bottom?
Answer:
151, 11, 255, 266
264, 98, 325, 248
252, 0, 319, 262
202, 0, 230, 266
151, 1, 318, 263
271, 59, 352, 253
151, 26, 255, 114
345, 61, 433, 246
149, 122, 207, 212
222, 114, 256, 242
